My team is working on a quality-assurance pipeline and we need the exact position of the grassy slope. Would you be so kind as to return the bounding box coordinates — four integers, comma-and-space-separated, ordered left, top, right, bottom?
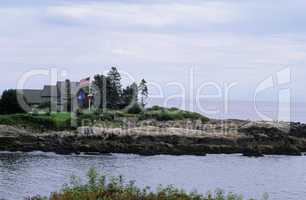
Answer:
0, 112, 72, 131
0, 106, 209, 131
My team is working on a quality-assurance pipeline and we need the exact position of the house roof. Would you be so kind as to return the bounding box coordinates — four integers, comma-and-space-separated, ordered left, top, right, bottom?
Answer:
41, 85, 57, 97
56, 81, 80, 96
20, 89, 43, 104
18, 81, 81, 106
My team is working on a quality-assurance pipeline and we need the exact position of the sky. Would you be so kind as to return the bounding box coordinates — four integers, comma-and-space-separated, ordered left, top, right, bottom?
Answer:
1, 0, 306, 106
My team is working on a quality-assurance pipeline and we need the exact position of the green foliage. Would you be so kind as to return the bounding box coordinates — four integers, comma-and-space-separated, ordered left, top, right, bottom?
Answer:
126, 103, 142, 114
50, 112, 72, 129
140, 106, 209, 122
121, 82, 138, 109
0, 106, 209, 130
92, 74, 109, 109
0, 105, 209, 130
147, 105, 164, 111
28, 168, 251, 200
92, 67, 148, 111
76, 112, 100, 126
0, 113, 72, 131
139, 79, 148, 107
0, 89, 25, 114
107, 67, 122, 109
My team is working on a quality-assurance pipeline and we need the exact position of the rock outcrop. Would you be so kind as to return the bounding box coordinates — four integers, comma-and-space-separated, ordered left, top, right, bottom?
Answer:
1, 119, 306, 156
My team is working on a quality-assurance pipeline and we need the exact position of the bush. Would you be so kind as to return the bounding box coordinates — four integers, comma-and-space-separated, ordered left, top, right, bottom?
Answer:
0, 114, 53, 130
139, 106, 209, 122
146, 105, 164, 111
28, 168, 249, 200
126, 103, 142, 114
50, 112, 72, 130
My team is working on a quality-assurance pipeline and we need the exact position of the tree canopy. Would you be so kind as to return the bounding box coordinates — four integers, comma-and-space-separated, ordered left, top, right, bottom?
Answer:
0, 67, 148, 114
93, 67, 148, 111
139, 79, 148, 108
0, 89, 25, 114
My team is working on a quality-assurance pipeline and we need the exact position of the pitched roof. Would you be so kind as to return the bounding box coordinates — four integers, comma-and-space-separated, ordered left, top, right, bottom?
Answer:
56, 81, 80, 96
20, 89, 43, 104
17, 81, 81, 106
41, 85, 57, 97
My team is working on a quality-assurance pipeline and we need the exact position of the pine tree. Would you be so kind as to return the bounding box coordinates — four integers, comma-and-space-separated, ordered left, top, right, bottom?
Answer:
121, 82, 138, 108
93, 74, 108, 110
139, 79, 148, 108
107, 67, 122, 109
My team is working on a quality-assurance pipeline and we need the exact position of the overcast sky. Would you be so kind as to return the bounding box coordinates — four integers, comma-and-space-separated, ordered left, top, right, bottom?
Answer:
1, 0, 306, 105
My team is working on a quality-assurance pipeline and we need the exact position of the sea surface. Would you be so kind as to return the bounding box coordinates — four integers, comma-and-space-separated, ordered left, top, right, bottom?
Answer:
1, 152, 306, 200
1, 100, 306, 200
149, 100, 306, 123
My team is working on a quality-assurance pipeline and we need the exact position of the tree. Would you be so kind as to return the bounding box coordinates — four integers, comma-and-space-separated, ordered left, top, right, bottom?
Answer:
138, 79, 148, 108
0, 89, 25, 114
126, 102, 142, 114
121, 82, 138, 108
106, 67, 122, 109
93, 74, 109, 110
65, 79, 72, 112
92, 67, 149, 111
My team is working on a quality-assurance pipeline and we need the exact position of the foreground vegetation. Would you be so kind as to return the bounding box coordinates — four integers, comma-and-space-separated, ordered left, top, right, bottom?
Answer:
0, 106, 209, 131
28, 168, 255, 200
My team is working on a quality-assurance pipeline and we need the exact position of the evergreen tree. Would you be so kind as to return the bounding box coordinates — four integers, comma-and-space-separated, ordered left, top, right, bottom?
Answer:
93, 74, 108, 109
106, 67, 122, 109
121, 82, 138, 108
65, 79, 72, 112
139, 79, 148, 108
92, 67, 149, 111
0, 89, 25, 114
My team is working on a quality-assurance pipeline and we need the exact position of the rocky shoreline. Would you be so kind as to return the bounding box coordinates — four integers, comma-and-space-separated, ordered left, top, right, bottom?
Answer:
1, 119, 306, 156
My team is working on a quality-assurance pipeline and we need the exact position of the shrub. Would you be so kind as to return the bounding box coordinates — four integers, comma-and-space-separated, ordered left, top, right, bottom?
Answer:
27, 168, 249, 200
139, 106, 209, 122
50, 112, 72, 130
126, 103, 142, 114
146, 105, 164, 111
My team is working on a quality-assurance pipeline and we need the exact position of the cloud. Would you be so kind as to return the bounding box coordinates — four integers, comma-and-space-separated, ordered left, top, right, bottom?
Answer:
45, 1, 238, 28
0, 0, 306, 103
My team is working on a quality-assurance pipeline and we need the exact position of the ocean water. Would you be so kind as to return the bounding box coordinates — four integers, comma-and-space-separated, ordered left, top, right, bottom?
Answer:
1, 100, 306, 199
0, 152, 306, 200
149, 100, 306, 123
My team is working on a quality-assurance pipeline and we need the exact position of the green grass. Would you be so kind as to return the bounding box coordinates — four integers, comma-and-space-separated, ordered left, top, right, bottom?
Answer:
50, 112, 72, 129
0, 113, 72, 131
27, 168, 254, 200
0, 106, 209, 130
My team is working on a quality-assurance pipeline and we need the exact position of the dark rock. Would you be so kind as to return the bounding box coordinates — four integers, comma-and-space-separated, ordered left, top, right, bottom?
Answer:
1, 121, 306, 156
